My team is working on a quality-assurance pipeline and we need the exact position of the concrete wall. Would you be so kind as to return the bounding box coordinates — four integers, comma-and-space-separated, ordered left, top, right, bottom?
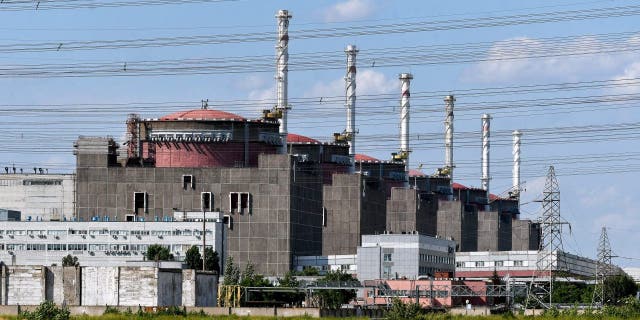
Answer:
437, 200, 479, 251
5, 265, 45, 305
2, 265, 217, 307
46, 266, 81, 306
386, 189, 437, 236
81, 267, 119, 305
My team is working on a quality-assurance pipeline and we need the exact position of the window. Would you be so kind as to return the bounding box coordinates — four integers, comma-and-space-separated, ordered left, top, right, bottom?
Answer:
383, 266, 392, 279
495, 260, 504, 267
134, 192, 148, 214
230, 192, 251, 213
514, 260, 524, 267
475, 261, 485, 267
182, 175, 194, 190
322, 207, 327, 227
201, 192, 212, 211
383, 253, 392, 262
456, 261, 465, 268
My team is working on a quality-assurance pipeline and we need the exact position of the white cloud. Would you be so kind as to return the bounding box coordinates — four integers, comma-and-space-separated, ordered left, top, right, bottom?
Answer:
305, 69, 397, 98
241, 75, 275, 113
323, 0, 376, 22
462, 35, 638, 84
610, 61, 640, 94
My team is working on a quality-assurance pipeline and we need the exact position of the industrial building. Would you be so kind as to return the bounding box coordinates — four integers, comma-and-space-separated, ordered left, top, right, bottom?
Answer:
0, 9, 543, 281
0, 173, 75, 221
0, 220, 224, 267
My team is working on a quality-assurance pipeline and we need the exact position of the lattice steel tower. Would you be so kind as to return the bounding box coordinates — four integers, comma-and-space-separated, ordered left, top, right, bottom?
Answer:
592, 226, 613, 307
526, 166, 568, 309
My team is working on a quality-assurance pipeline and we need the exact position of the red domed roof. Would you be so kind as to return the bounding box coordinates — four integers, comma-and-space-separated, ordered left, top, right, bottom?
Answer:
355, 154, 380, 162
160, 109, 245, 121
287, 133, 320, 144
408, 169, 427, 177
452, 182, 467, 190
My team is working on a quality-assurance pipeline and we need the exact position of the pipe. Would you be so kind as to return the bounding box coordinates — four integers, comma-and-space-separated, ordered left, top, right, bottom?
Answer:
512, 130, 522, 197
399, 73, 413, 187
345, 45, 358, 173
276, 9, 292, 154
444, 95, 455, 183
481, 114, 491, 192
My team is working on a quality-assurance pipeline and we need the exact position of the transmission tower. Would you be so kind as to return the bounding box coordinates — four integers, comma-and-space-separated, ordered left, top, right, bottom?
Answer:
592, 226, 614, 307
526, 166, 569, 309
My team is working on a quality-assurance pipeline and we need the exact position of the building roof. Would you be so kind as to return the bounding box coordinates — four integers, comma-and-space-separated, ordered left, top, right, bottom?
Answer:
287, 133, 320, 144
159, 109, 246, 121
452, 182, 467, 190
354, 154, 380, 162
408, 169, 427, 177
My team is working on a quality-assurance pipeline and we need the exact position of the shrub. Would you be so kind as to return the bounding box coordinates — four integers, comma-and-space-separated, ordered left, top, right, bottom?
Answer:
20, 300, 70, 320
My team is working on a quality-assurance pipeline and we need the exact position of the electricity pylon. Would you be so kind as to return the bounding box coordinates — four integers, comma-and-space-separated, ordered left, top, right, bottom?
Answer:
526, 166, 569, 309
592, 226, 613, 307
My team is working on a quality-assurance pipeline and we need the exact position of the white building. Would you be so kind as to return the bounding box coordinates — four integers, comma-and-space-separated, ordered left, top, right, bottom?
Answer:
0, 219, 226, 267
455, 250, 598, 280
357, 234, 456, 281
293, 254, 358, 275
0, 173, 75, 221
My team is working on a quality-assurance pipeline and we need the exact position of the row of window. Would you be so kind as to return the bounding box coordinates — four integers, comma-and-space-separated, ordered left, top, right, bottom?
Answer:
419, 253, 454, 265
1, 229, 212, 237
367, 288, 450, 298
456, 260, 525, 268
2, 243, 207, 253
134, 189, 250, 214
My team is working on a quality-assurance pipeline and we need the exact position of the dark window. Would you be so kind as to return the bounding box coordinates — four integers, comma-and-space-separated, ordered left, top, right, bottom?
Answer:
182, 175, 194, 190
230, 193, 239, 213
201, 192, 212, 211
134, 192, 147, 214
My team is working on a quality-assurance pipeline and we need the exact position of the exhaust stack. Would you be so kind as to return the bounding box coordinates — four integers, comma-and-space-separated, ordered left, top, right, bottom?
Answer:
399, 73, 413, 187
481, 114, 491, 192
276, 9, 292, 154
512, 130, 522, 198
345, 45, 358, 173
444, 95, 455, 183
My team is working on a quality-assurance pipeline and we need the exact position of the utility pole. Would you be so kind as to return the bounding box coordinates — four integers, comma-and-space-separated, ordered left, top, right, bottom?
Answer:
202, 198, 206, 271
592, 226, 614, 307
526, 166, 569, 309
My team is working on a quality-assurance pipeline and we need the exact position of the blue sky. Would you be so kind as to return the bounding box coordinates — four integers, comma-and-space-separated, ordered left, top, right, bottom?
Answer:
0, 0, 638, 266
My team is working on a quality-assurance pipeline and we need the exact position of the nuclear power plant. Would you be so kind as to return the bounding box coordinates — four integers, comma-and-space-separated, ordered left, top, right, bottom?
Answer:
0, 8, 534, 278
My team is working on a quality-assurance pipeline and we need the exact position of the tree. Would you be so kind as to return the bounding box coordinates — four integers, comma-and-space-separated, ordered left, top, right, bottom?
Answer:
387, 298, 421, 320
184, 246, 202, 270
240, 262, 271, 287
184, 246, 220, 273
145, 244, 173, 261
315, 270, 357, 309
61, 254, 79, 267
223, 256, 240, 285
204, 247, 220, 273
277, 270, 305, 306
605, 273, 638, 304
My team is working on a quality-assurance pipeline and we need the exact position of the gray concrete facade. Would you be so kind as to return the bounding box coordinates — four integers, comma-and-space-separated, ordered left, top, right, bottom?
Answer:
386, 188, 437, 236
75, 137, 323, 275
321, 174, 386, 255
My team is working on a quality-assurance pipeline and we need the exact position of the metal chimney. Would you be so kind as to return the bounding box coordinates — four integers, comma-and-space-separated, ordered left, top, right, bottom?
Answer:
276, 9, 292, 154
399, 73, 413, 187
481, 114, 491, 192
512, 130, 522, 197
444, 95, 455, 183
345, 45, 358, 173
